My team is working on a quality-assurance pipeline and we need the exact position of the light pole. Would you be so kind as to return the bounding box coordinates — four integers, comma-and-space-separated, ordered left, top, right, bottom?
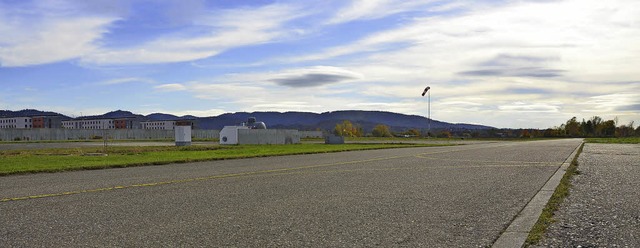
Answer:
421, 86, 431, 137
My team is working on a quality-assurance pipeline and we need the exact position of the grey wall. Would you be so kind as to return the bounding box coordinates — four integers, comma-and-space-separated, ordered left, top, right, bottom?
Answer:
237, 129, 300, 145
0, 129, 220, 141
299, 131, 323, 138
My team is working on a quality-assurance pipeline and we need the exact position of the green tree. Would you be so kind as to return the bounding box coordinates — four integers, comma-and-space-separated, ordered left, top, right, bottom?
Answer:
565, 117, 581, 137
544, 128, 561, 137
581, 119, 593, 137
601, 120, 616, 137
590, 116, 604, 136
372, 124, 393, 137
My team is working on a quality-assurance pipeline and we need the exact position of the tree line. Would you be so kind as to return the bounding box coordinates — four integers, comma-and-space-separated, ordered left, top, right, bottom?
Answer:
475, 116, 639, 138
547, 116, 638, 138
333, 120, 423, 137
333, 116, 640, 138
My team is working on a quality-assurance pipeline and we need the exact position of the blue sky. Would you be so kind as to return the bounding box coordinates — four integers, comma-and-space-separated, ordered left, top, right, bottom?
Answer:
1, 0, 638, 128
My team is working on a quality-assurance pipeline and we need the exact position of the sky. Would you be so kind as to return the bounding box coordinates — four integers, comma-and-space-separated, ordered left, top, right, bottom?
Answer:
0, 0, 639, 129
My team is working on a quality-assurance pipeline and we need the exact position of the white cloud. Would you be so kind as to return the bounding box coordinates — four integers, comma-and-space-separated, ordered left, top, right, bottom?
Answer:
293, 0, 640, 81
154, 84, 187, 92
498, 102, 560, 113
82, 4, 307, 65
327, 0, 436, 24
0, 16, 116, 67
580, 93, 640, 112
100, 77, 155, 85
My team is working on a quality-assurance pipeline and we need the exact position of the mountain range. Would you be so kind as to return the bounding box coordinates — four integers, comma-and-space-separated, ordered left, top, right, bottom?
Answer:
0, 109, 493, 132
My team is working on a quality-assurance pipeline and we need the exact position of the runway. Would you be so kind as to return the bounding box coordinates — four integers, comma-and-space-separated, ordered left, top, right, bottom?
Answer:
0, 139, 582, 247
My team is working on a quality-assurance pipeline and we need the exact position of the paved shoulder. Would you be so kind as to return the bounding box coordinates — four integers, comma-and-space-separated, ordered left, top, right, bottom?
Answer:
535, 143, 640, 247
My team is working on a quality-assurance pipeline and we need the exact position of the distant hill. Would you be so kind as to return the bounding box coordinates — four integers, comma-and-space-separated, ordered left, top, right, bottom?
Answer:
146, 113, 197, 121
0, 109, 493, 131
77, 110, 142, 120
146, 113, 179, 121
0, 109, 70, 118
197, 110, 493, 131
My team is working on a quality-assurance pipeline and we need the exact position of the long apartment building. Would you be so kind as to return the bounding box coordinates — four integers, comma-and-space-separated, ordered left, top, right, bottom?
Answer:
2, 116, 192, 130
140, 120, 176, 130
62, 119, 115, 129
1, 116, 67, 129
61, 118, 139, 129
0, 117, 32, 129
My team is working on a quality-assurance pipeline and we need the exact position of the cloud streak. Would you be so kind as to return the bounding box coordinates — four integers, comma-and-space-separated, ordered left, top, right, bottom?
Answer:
82, 4, 307, 65
268, 66, 363, 88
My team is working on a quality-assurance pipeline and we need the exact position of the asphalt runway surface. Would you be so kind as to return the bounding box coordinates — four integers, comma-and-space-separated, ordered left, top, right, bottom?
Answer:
0, 139, 490, 151
0, 139, 582, 247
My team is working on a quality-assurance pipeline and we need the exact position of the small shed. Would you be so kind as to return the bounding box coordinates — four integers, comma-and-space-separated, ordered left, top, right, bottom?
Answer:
174, 120, 193, 146
220, 126, 250, 145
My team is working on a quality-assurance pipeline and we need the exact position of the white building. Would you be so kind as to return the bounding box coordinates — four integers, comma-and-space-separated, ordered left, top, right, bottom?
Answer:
0, 117, 32, 129
140, 120, 176, 130
62, 119, 114, 129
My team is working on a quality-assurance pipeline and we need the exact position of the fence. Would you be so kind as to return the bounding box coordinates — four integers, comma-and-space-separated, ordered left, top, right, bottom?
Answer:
0, 129, 220, 141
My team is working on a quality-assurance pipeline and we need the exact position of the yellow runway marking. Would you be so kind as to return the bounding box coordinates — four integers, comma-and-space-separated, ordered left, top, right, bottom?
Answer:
1, 154, 409, 203
414, 154, 558, 166
0, 143, 523, 203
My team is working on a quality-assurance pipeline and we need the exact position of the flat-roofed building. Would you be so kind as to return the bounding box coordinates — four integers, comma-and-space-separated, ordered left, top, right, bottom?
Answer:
32, 116, 65, 128
0, 117, 32, 129
62, 119, 115, 129
141, 120, 176, 130
114, 118, 139, 129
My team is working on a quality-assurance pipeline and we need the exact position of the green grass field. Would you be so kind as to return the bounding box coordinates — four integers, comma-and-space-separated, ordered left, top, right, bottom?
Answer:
0, 143, 448, 176
585, 137, 640, 144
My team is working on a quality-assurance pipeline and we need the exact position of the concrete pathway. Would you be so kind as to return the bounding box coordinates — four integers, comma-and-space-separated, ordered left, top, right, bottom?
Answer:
534, 143, 640, 247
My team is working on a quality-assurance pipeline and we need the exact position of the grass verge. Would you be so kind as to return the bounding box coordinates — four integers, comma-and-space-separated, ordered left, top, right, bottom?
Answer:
0, 143, 447, 176
524, 142, 584, 246
585, 137, 640, 144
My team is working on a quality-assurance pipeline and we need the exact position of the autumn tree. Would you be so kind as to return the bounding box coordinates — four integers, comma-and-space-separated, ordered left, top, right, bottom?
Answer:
406, 129, 421, 137
615, 121, 635, 137
334, 120, 363, 137
437, 130, 451, 138
372, 124, 393, 137
521, 129, 531, 138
